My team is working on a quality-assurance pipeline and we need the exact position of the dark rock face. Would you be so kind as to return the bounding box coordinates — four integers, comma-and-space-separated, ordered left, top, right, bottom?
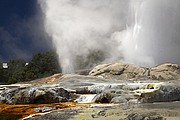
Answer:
89, 62, 180, 80
0, 87, 70, 104
93, 92, 116, 103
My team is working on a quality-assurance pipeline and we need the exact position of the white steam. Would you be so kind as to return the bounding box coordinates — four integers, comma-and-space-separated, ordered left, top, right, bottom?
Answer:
38, 0, 180, 73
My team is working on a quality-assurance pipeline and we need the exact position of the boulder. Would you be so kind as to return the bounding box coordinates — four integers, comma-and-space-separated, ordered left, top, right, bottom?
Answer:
0, 86, 70, 104
150, 63, 180, 80
89, 62, 147, 80
89, 62, 180, 80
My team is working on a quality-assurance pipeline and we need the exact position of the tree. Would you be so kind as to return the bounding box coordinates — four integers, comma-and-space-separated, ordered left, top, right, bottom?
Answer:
0, 50, 61, 84
0, 62, 8, 84
7, 59, 26, 84
24, 50, 61, 80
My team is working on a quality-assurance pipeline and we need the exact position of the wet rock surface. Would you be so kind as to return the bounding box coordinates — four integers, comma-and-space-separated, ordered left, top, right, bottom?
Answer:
25, 108, 80, 120
34, 106, 54, 113
1, 70, 180, 105
26, 103, 180, 120
137, 83, 180, 103
93, 92, 115, 103
0, 102, 76, 120
0, 86, 71, 104
111, 96, 128, 103
0, 62, 180, 120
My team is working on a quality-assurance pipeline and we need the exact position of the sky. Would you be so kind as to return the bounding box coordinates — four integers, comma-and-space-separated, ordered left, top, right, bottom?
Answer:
0, 0, 180, 68
0, 0, 52, 62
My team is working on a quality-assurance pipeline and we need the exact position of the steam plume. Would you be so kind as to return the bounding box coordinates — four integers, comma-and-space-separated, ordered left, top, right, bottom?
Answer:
38, 0, 180, 73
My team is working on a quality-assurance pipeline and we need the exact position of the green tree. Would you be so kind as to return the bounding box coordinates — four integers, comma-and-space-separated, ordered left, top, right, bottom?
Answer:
1, 50, 61, 84
24, 50, 61, 81
7, 59, 26, 84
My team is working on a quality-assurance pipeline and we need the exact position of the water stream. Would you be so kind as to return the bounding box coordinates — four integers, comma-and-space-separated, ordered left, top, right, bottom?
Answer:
75, 94, 97, 103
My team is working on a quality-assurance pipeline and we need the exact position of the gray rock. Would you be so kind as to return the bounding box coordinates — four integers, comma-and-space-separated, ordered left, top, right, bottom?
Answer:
97, 110, 106, 116
124, 113, 165, 120
76, 87, 91, 94
111, 96, 128, 103
34, 106, 53, 113
91, 110, 106, 118
0, 86, 70, 104
25, 108, 80, 120
0, 88, 22, 104
136, 83, 180, 103
93, 92, 116, 103
122, 84, 140, 91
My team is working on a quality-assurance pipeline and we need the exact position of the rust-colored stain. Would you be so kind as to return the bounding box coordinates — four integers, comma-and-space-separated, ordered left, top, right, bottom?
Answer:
0, 102, 78, 120
20, 73, 63, 85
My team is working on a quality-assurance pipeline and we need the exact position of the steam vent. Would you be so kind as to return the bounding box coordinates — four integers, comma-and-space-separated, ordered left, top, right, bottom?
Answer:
1, 0, 180, 120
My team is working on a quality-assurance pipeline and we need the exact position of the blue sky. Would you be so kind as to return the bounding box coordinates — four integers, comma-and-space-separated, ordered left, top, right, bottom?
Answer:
0, 0, 52, 61
1, 0, 180, 65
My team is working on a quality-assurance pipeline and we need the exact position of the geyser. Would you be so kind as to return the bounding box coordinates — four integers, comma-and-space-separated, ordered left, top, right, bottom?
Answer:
38, 0, 180, 73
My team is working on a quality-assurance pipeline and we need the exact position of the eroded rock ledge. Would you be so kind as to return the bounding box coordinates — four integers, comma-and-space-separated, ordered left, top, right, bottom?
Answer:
0, 62, 180, 120
89, 62, 180, 80
0, 62, 179, 105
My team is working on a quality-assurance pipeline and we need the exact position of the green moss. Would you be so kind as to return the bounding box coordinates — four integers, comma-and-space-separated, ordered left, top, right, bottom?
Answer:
146, 84, 156, 89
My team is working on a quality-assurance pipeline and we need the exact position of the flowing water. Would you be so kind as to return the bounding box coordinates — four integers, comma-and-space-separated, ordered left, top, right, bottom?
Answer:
75, 94, 96, 103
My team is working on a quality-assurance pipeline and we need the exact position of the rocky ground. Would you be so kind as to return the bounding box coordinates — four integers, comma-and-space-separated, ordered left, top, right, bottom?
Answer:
0, 62, 180, 120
